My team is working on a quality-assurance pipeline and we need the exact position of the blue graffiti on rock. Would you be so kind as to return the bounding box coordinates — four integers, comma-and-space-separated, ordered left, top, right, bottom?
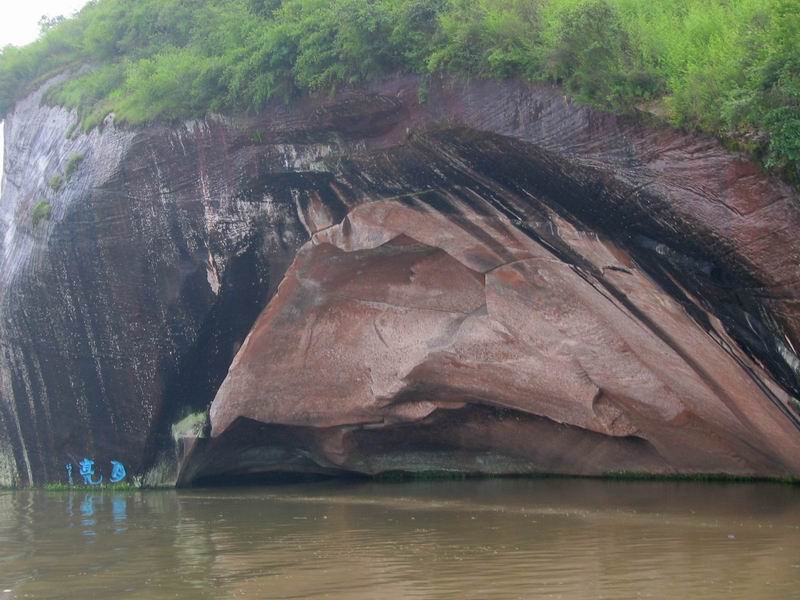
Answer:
109, 461, 127, 483
79, 458, 103, 485
65, 459, 128, 485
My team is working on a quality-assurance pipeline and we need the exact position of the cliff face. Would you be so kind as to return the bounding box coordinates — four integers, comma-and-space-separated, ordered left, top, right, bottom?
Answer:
2, 75, 800, 486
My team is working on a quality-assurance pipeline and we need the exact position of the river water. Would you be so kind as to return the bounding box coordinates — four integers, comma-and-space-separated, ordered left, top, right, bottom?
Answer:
0, 479, 798, 599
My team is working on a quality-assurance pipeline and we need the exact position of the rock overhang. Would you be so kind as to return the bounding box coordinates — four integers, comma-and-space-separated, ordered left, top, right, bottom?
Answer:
182, 125, 800, 483
2, 75, 800, 486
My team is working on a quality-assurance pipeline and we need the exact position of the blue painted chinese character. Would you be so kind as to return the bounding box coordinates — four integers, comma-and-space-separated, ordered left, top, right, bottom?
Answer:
109, 460, 127, 483
79, 458, 103, 485
66, 463, 73, 486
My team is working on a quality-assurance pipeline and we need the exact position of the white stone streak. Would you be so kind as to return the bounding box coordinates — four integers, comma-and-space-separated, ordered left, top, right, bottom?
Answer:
0, 121, 5, 198
0, 79, 134, 484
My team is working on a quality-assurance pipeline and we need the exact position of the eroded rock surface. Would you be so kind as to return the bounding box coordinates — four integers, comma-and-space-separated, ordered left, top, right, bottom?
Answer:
2, 76, 800, 485
194, 159, 800, 481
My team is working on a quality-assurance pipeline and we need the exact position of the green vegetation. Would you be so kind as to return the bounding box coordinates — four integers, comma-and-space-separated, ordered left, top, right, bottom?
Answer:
47, 174, 63, 192
0, 0, 798, 178
31, 201, 53, 226
64, 152, 85, 179
171, 411, 209, 441
44, 482, 137, 491
249, 130, 266, 144
373, 470, 472, 482
45, 154, 84, 194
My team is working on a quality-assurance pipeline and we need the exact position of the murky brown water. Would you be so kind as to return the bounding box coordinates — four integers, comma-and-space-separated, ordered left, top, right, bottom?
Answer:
1, 479, 799, 599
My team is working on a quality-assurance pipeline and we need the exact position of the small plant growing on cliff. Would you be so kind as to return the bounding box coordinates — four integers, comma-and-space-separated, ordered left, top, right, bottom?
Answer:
171, 411, 209, 441
417, 78, 429, 105
249, 130, 265, 144
31, 201, 53, 226
65, 121, 79, 140
790, 398, 800, 416
47, 174, 63, 192
65, 153, 85, 180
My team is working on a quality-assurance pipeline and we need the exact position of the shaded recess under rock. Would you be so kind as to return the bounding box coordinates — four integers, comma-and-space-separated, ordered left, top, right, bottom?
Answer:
1, 75, 800, 486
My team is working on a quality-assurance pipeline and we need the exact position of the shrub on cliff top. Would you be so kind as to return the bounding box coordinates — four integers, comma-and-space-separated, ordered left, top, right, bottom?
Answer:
0, 0, 797, 178
545, 0, 662, 109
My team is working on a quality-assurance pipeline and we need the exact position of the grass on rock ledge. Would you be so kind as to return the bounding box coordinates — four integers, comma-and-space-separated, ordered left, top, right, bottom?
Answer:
43, 482, 137, 491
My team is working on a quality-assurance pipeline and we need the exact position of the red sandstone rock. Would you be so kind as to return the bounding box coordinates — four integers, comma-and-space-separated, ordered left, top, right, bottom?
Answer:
208, 198, 800, 478
189, 78, 800, 482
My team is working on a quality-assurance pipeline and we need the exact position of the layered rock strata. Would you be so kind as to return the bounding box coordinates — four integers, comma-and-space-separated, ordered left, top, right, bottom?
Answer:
1, 76, 799, 485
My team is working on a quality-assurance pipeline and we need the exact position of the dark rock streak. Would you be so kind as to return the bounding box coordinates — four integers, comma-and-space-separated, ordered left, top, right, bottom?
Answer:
1, 76, 799, 486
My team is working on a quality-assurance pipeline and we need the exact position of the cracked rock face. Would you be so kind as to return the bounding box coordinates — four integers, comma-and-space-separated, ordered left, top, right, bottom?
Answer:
195, 176, 800, 481
2, 75, 800, 485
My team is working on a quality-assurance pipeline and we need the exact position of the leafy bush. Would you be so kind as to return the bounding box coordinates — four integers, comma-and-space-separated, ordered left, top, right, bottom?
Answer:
0, 0, 797, 176
427, 0, 542, 78
47, 174, 63, 192
737, 0, 800, 179
31, 201, 53, 226
544, 0, 660, 108
64, 153, 84, 179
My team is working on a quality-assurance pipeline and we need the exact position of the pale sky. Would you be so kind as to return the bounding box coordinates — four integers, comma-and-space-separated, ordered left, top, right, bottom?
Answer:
1, 0, 89, 48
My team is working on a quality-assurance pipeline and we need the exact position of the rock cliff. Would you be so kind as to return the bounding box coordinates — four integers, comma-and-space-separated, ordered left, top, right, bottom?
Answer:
2, 75, 799, 486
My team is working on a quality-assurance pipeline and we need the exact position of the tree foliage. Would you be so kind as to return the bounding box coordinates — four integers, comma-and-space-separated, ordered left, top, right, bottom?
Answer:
0, 0, 798, 177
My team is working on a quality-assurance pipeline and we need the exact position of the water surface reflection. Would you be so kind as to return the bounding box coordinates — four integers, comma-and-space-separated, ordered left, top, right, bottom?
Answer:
0, 479, 799, 599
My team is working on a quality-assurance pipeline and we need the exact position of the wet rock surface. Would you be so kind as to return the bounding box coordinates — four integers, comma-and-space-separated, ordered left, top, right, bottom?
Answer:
2, 76, 800, 485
